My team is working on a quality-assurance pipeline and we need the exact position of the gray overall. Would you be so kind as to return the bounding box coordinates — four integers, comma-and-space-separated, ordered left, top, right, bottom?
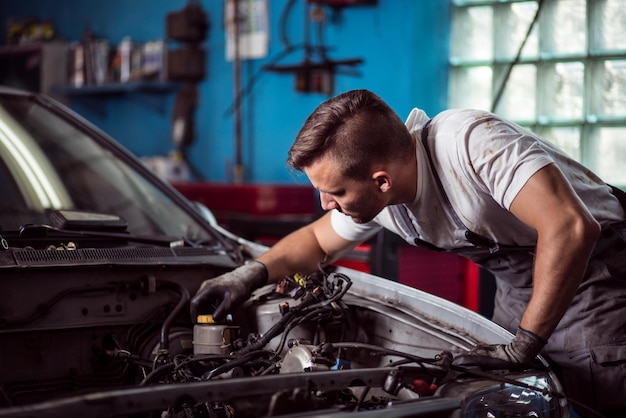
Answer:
409, 124, 626, 417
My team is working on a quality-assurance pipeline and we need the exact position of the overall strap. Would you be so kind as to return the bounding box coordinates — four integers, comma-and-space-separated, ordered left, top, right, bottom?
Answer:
420, 122, 466, 232
420, 123, 512, 252
388, 121, 447, 252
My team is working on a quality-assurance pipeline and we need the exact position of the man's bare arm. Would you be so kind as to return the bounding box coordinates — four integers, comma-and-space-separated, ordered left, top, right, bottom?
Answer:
509, 163, 601, 340
257, 211, 357, 283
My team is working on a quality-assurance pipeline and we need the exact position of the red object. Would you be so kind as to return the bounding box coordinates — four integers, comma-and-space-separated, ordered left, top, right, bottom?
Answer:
411, 379, 437, 396
397, 246, 480, 312
333, 243, 371, 273
463, 260, 480, 313
173, 182, 372, 273
172, 182, 319, 218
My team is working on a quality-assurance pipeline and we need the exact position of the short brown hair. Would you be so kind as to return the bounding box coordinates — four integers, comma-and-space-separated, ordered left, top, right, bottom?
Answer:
287, 89, 414, 180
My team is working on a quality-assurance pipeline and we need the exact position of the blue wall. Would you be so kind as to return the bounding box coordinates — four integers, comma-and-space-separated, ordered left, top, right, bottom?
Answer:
0, 0, 450, 184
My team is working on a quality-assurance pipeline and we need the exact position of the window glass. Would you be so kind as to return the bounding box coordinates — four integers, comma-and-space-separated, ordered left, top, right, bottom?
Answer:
589, 60, 626, 119
450, 6, 493, 63
535, 126, 581, 161
494, 2, 539, 60
449, 66, 492, 110
0, 94, 215, 243
590, 0, 626, 53
449, 0, 626, 187
588, 127, 626, 184
541, 0, 586, 57
537, 62, 584, 122
493, 64, 536, 121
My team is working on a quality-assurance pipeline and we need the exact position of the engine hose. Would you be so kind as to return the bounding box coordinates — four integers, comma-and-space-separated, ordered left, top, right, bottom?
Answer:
272, 305, 336, 355
204, 349, 270, 380
237, 289, 322, 355
155, 279, 190, 352
139, 362, 176, 386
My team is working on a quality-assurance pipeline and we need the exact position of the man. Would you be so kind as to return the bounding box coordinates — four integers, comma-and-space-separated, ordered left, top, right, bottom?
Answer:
191, 89, 626, 417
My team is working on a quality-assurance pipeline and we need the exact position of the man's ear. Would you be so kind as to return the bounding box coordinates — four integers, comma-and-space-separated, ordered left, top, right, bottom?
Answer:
372, 171, 392, 192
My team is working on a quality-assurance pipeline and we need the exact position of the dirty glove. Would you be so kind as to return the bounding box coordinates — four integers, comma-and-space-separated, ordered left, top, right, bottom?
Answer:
452, 327, 547, 371
190, 261, 268, 322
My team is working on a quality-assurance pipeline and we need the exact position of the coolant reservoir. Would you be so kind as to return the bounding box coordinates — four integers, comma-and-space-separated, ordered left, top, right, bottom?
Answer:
193, 315, 239, 355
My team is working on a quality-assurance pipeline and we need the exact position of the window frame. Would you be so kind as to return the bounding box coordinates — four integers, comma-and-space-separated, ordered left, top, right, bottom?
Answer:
449, 0, 626, 188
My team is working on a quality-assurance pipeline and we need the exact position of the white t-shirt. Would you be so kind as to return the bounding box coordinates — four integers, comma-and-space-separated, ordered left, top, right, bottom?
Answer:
331, 108, 624, 250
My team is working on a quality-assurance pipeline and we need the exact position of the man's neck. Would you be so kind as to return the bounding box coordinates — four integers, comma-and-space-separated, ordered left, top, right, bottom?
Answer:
388, 152, 418, 205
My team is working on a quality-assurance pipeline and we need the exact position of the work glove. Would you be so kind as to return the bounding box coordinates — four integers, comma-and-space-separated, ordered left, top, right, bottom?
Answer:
190, 261, 268, 323
451, 327, 547, 371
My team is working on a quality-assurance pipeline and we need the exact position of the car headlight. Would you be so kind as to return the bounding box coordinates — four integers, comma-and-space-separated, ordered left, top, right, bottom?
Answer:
439, 373, 568, 418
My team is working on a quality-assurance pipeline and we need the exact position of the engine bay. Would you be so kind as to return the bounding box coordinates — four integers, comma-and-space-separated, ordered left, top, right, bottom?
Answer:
0, 251, 565, 418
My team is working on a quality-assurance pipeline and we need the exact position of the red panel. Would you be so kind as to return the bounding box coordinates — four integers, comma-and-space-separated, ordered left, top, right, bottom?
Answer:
172, 182, 320, 217
463, 260, 480, 312
334, 243, 371, 273
398, 246, 479, 312
334, 259, 370, 273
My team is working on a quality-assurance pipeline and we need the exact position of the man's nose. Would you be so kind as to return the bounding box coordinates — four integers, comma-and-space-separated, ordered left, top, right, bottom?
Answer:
320, 193, 337, 211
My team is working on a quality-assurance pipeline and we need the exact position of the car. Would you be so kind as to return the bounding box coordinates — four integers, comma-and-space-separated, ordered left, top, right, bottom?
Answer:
0, 86, 570, 418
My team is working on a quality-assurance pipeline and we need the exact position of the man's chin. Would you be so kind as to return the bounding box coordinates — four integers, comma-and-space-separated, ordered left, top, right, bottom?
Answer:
349, 215, 373, 224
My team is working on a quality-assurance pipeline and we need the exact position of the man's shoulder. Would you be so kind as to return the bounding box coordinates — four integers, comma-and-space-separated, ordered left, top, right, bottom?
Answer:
433, 108, 497, 130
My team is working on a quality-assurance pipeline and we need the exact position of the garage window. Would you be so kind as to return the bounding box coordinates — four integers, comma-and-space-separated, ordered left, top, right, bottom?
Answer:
448, 0, 626, 188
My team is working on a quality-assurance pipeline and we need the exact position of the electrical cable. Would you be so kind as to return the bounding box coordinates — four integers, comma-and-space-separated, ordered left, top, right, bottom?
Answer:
331, 342, 449, 367
312, 4, 329, 62
139, 362, 176, 386
223, 1, 361, 117
279, 0, 298, 50
223, 44, 306, 117
271, 304, 337, 356
140, 353, 237, 385
204, 349, 271, 380
223, 0, 300, 118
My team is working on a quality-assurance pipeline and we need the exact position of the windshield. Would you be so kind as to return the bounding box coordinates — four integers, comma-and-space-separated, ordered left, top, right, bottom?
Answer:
0, 93, 213, 243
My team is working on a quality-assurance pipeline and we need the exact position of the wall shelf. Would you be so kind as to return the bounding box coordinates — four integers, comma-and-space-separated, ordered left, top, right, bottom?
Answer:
52, 81, 179, 114
0, 41, 69, 101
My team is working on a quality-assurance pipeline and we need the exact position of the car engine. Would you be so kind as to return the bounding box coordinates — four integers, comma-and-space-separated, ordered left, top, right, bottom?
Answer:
0, 247, 566, 418
154, 270, 455, 417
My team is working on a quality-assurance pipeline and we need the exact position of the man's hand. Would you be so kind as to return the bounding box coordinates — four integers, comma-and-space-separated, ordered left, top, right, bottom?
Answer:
452, 327, 547, 371
190, 261, 268, 322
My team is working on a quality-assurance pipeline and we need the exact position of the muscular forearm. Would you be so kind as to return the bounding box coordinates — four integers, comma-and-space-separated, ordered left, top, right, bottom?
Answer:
256, 212, 357, 283
520, 216, 600, 340
257, 225, 328, 283
508, 164, 602, 341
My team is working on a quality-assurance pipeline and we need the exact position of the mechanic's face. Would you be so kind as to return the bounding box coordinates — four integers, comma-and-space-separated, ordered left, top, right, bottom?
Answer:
305, 155, 389, 224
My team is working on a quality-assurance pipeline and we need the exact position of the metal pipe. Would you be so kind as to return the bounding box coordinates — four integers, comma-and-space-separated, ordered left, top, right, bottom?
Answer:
232, 0, 243, 183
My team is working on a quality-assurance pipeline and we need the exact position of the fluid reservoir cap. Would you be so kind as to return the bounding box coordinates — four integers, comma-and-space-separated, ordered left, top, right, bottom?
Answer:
197, 315, 215, 324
